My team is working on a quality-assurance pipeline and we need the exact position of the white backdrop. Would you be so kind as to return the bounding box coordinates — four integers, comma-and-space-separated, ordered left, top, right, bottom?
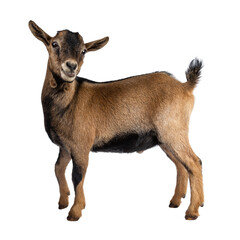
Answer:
1, 0, 240, 239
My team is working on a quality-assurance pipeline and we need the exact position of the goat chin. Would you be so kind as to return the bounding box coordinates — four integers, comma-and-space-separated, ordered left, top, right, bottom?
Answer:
60, 70, 76, 82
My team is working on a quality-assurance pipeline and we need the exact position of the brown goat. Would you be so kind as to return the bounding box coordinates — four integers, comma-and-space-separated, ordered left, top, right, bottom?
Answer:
29, 20, 204, 221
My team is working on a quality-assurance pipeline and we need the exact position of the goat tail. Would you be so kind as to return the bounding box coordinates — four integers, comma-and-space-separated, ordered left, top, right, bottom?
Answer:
185, 58, 203, 89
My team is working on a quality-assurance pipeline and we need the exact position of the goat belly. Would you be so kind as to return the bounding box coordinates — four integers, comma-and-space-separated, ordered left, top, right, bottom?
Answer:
91, 131, 159, 153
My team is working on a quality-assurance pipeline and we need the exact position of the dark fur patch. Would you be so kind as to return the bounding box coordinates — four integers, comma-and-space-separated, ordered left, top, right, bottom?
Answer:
42, 95, 54, 140
65, 31, 81, 49
42, 95, 62, 145
72, 160, 83, 191
41, 85, 73, 146
91, 130, 159, 153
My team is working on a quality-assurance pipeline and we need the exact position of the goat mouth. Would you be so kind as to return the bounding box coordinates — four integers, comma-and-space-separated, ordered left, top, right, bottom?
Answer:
61, 68, 76, 80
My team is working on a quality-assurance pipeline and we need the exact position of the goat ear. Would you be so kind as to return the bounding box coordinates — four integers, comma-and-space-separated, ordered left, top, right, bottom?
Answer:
28, 20, 51, 47
85, 37, 109, 52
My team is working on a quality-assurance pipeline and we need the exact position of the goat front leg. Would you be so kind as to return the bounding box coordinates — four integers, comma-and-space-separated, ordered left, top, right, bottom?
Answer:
67, 152, 89, 221
55, 148, 71, 209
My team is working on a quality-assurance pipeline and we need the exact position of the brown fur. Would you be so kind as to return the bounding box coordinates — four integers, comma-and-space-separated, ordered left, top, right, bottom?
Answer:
29, 20, 204, 221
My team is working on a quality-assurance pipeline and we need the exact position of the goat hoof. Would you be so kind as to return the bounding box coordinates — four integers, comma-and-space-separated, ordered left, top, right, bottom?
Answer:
59, 203, 68, 209
169, 202, 179, 208
200, 203, 204, 207
58, 196, 69, 210
185, 214, 198, 220
67, 215, 80, 221
67, 207, 82, 221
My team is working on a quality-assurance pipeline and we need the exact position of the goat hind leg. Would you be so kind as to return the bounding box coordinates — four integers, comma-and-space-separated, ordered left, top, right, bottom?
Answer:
55, 148, 71, 209
174, 147, 203, 220
184, 150, 204, 220
162, 143, 204, 220
161, 145, 188, 208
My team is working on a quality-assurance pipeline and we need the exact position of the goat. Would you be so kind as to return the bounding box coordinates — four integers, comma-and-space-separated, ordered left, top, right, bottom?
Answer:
29, 20, 204, 221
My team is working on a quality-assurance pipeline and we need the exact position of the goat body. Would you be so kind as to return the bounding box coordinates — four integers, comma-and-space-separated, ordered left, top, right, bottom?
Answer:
44, 71, 194, 153
29, 20, 204, 221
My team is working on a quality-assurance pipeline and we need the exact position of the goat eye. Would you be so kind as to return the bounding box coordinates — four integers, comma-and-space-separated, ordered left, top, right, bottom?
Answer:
82, 49, 87, 55
52, 41, 59, 48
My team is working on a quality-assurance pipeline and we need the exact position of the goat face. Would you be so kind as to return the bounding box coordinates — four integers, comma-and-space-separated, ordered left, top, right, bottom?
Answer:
29, 21, 109, 82
49, 30, 84, 82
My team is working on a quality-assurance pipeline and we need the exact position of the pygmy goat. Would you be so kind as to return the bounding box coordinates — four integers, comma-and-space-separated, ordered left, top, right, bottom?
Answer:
29, 20, 204, 221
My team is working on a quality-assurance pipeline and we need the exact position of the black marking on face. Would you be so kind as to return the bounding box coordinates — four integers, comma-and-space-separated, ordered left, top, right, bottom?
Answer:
91, 130, 159, 153
65, 31, 81, 50
55, 46, 60, 56
59, 31, 84, 63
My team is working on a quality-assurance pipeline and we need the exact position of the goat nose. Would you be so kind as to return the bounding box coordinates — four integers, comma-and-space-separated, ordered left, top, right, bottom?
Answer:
66, 61, 77, 71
